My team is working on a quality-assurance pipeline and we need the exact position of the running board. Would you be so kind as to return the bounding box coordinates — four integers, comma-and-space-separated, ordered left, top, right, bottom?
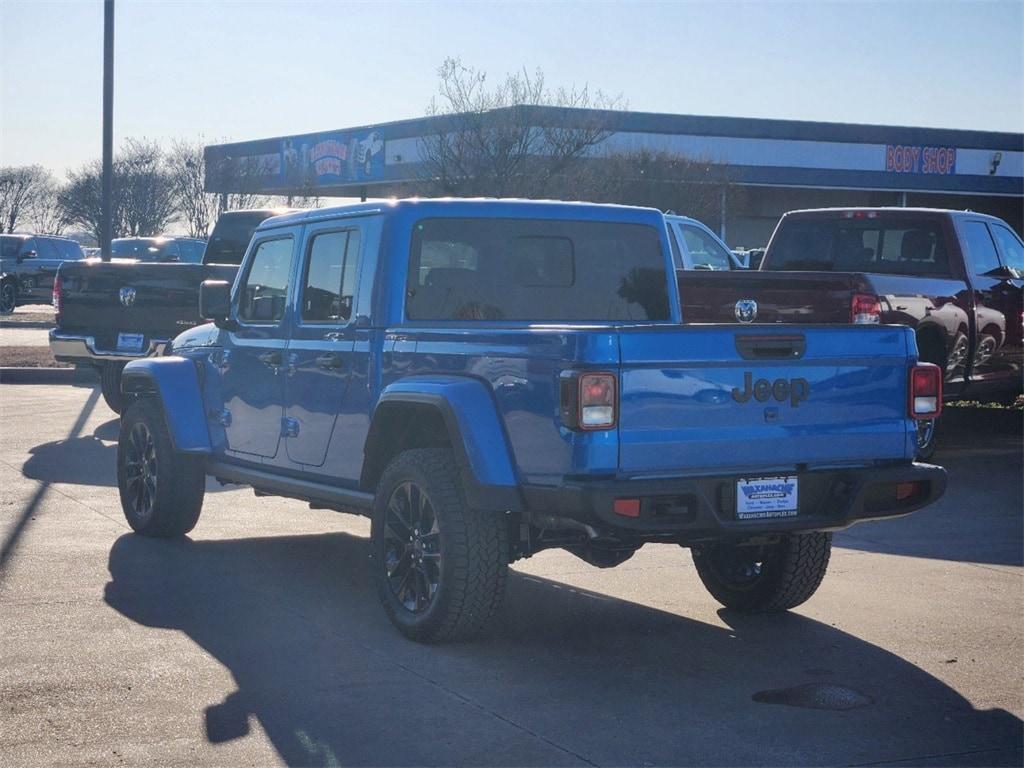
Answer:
207, 461, 374, 514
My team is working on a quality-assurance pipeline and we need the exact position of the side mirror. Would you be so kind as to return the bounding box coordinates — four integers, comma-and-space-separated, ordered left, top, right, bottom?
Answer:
199, 280, 235, 329
18, 249, 37, 262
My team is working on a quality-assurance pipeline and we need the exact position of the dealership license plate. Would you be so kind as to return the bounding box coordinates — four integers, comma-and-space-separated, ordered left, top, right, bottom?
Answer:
116, 332, 145, 353
736, 476, 799, 520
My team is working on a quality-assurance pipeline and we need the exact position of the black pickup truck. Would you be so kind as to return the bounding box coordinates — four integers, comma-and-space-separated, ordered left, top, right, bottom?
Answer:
679, 208, 1024, 456
51, 210, 286, 412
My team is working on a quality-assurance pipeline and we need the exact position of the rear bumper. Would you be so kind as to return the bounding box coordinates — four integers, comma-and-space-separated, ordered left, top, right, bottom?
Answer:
521, 462, 946, 543
49, 330, 169, 364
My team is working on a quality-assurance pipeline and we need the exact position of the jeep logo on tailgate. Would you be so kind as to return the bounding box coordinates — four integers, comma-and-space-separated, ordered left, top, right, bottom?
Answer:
732, 372, 809, 407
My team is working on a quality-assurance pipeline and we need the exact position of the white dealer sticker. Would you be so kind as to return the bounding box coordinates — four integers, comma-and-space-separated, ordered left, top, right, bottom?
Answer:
736, 476, 799, 520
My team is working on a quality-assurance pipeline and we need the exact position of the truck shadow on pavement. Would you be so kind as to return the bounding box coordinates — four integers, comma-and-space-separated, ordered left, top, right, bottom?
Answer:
103, 532, 1022, 767
21, 417, 227, 493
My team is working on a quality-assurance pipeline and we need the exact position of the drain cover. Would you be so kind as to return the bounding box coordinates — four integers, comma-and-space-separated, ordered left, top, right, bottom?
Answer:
752, 682, 873, 711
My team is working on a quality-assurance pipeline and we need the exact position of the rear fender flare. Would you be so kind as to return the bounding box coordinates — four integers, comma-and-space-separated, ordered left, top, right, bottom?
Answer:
121, 356, 211, 454
363, 375, 522, 512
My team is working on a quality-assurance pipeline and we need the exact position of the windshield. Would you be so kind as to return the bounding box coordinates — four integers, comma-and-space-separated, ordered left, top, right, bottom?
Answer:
768, 217, 950, 276
407, 217, 669, 321
111, 238, 180, 262
0, 236, 25, 260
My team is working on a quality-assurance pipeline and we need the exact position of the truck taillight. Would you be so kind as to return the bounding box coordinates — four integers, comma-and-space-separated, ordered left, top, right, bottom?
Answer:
909, 364, 942, 420
580, 373, 616, 429
560, 372, 617, 430
52, 273, 63, 321
851, 293, 881, 324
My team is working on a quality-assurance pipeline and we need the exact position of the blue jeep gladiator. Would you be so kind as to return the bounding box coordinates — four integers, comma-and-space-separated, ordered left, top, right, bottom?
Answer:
115, 199, 946, 642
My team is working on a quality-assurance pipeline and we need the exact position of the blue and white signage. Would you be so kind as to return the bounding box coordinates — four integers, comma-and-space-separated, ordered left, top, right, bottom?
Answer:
736, 476, 799, 519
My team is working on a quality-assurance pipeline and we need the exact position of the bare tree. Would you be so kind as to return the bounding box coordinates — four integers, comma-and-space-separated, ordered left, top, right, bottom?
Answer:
168, 139, 215, 238
25, 176, 70, 235
556, 148, 737, 231
59, 161, 106, 242
417, 58, 623, 197
0, 165, 53, 233
59, 140, 177, 242
118, 139, 177, 237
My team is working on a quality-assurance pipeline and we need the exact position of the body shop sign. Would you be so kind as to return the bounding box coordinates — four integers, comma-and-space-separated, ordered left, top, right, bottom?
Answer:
886, 145, 956, 175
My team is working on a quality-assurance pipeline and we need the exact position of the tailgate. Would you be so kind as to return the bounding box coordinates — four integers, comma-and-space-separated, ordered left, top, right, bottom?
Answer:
617, 325, 914, 474
58, 262, 236, 349
678, 270, 866, 324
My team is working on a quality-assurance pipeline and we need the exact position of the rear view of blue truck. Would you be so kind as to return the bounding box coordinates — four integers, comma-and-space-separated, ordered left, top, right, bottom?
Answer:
116, 199, 947, 642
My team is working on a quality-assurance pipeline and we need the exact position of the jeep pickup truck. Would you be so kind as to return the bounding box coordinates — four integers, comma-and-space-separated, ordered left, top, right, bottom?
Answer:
114, 199, 946, 643
50, 210, 288, 413
679, 208, 1024, 456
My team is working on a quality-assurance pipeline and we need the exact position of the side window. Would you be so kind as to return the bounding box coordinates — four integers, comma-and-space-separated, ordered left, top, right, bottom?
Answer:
238, 237, 294, 324
990, 224, 1024, 274
20, 238, 38, 258
961, 221, 1002, 276
300, 229, 361, 323
680, 225, 733, 270
36, 238, 60, 259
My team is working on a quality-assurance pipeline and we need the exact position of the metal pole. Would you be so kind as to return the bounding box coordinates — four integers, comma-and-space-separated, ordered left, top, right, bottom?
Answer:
100, 0, 114, 260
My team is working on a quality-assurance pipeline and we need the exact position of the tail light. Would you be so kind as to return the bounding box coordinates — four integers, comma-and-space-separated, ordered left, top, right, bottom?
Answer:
52, 273, 63, 322
560, 371, 617, 430
851, 293, 881, 324
909, 364, 942, 419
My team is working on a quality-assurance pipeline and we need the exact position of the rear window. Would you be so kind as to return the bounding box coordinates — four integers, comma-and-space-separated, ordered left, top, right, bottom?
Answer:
769, 217, 950, 276
111, 239, 181, 262
406, 218, 669, 321
204, 212, 276, 265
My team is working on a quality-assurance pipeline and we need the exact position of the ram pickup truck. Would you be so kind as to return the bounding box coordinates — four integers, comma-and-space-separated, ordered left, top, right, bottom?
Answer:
114, 199, 946, 643
680, 208, 1024, 456
50, 209, 287, 413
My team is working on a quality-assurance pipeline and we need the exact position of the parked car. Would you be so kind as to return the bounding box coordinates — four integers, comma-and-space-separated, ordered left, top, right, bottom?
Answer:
114, 199, 945, 643
664, 214, 745, 269
678, 208, 1024, 457
97, 236, 208, 264
50, 210, 288, 412
0, 234, 85, 314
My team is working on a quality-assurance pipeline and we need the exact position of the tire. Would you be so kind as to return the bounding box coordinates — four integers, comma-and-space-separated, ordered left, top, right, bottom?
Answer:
0, 280, 16, 315
371, 447, 508, 642
691, 532, 832, 612
117, 397, 205, 537
101, 363, 126, 415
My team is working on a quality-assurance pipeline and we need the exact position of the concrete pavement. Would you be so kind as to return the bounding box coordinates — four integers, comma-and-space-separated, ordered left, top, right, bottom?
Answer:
1, 384, 1021, 766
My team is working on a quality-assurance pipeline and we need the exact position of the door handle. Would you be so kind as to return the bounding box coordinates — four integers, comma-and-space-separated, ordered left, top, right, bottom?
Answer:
259, 351, 282, 367
315, 352, 344, 370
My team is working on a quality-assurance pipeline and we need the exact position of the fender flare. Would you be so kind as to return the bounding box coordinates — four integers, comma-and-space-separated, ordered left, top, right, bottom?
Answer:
121, 356, 212, 454
363, 375, 523, 512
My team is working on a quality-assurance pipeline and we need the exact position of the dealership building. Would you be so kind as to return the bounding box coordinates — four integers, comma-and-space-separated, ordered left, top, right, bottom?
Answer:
204, 106, 1023, 247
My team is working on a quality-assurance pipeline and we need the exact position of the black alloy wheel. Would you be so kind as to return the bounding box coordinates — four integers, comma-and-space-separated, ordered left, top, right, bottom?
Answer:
122, 420, 158, 524
382, 480, 443, 613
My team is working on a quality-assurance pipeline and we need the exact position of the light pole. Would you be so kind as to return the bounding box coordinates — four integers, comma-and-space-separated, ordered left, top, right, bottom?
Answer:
100, 0, 114, 260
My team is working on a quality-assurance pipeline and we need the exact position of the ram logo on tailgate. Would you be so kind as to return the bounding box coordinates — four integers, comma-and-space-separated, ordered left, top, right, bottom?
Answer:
732, 372, 809, 407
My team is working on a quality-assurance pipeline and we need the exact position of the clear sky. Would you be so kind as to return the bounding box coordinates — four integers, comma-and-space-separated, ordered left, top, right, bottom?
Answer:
2, 0, 1022, 176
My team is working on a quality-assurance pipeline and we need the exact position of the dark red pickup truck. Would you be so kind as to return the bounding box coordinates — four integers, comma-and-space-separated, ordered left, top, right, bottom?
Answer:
680, 208, 1024, 455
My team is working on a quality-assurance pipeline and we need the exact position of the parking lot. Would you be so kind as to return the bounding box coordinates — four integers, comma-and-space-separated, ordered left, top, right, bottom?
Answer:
0, 382, 1021, 767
